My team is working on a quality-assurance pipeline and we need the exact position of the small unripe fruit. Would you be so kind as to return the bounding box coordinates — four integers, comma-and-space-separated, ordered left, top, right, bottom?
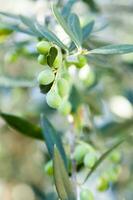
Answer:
4, 51, 18, 63
46, 89, 61, 109
80, 188, 94, 200
38, 54, 47, 65
73, 145, 89, 164
36, 41, 51, 54
84, 153, 97, 168
53, 47, 62, 69
44, 160, 53, 176
77, 55, 87, 68
79, 65, 95, 87
57, 78, 69, 97
37, 67, 55, 85
109, 151, 121, 163
58, 100, 71, 115
97, 177, 109, 192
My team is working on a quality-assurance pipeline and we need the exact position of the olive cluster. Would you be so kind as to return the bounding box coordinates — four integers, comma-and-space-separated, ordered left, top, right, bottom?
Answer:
37, 40, 71, 115
73, 144, 97, 169
73, 144, 122, 193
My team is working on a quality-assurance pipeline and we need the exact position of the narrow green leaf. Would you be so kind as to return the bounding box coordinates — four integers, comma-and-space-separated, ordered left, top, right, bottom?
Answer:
0, 112, 43, 140
82, 20, 95, 41
0, 11, 19, 19
61, 0, 76, 18
53, 147, 76, 200
19, 15, 42, 37
0, 76, 35, 88
35, 22, 68, 50
83, 138, 127, 183
68, 13, 82, 45
89, 44, 133, 55
52, 4, 81, 48
47, 47, 58, 67
82, 0, 100, 13
69, 20, 94, 51
41, 114, 67, 168
39, 82, 54, 94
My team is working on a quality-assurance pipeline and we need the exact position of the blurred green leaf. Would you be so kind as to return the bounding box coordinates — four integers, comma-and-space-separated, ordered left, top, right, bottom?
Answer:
0, 112, 43, 140
99, 119, 133, 136
35, 22, 67, 50
82, 20, 94, 41
69, 86, 82, 113
89, 44, 133, 55
0, 76, 35, 88
68, 13, 82, 45
39, 82, 54, 94
0, 11, 19, 19
82, 0, 100, 13
41, 114, 67, 168
53, 147, 76, 200
83, 137, 128, 183
52, 4, 81, 48
19, 15, 42, 37
47, 47, 58, 67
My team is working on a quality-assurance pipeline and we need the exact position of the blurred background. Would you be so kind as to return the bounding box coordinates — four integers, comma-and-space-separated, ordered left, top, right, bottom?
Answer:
0, 0, 133, 200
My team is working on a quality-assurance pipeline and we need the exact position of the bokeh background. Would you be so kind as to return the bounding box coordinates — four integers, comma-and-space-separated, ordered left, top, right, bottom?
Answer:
0, 0, 133, 200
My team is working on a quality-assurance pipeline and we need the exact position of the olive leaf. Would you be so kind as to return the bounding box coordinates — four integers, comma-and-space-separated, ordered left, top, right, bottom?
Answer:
53, 146, 76, 200
0, 112, 43, 140
52, 4, 81, 48
61, 0, 76, 19
41, 114, 68, 168
47, 47, 58, 67
68, 13, 82, 46
82, 20, 95, 41
0, 76, 35, 88
35, 22, 68, 50
89, 44, 133, 55
83, 137, 129, 183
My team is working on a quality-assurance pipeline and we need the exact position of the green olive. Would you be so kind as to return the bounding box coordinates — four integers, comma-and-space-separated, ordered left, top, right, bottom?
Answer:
80, 188, 94, 200
97, 176, 109, 192
79, 65, 95, 87
109, 151, 121, 163
4, 51, 18, 63
84, 153, 97, 168
46, 89, 61, 109
37, 67, 55, 85
73, 145, 89, 164
44, 160, 53, 176
53, 47, 62, 69
58, 100, 71, 115
57, 78, 69, 98
77, 55, 87, 68
37, 54, 47, 65
36, 41, 51, 54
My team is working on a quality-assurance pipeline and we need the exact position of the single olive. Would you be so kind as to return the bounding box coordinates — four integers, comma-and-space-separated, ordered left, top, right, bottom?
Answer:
4, 51, 18, 63
79, 65, 95, 87
44, 160, 53, 176
36, 41, 51, 54
46, 89, 61, 109
80, 188, 94, 200
97, 176, 109, 192
37, 67, 55, 85
58, 100, 71, 115
38, 54, 47, 65
57, 78, 69, 98
84, 152, 97, 168
77, 55, 87, 68
109, 151, 121, 163
73, 144, 89, 164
